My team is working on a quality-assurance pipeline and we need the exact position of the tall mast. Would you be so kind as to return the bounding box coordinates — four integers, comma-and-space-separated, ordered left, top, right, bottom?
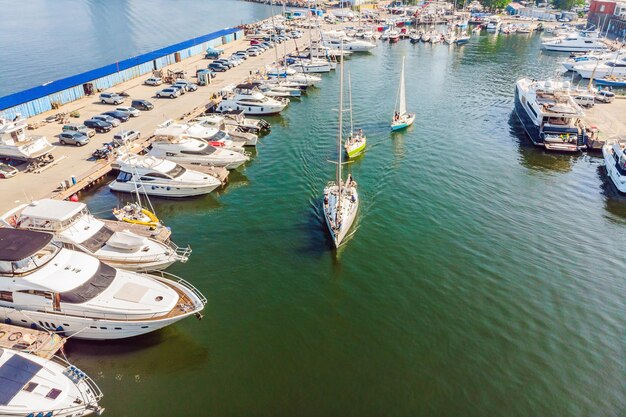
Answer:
269, 0, 281, 79
337, 41, 345, 219
348, 71, 354, 135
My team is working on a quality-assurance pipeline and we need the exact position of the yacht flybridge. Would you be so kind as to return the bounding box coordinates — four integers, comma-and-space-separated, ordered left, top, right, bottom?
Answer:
110, 153, 222, 197
0, 347, 104, 416
153, 121, 245, 151
0, 228, 206, 340
0, 199, 190, 271
0, 117, 53, 161
514, 78, 587, 152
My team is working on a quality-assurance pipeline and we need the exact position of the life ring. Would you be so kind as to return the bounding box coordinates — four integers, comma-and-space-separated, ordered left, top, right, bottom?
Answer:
8, 331, 22, 341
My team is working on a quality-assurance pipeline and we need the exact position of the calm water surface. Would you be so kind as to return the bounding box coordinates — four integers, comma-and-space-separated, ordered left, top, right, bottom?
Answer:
59, 33, 625, 416
0, 0, 273, 96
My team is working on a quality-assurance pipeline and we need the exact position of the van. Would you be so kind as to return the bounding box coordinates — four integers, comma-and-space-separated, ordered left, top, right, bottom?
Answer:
596, 90, 615, 103
62, 123, 95, 137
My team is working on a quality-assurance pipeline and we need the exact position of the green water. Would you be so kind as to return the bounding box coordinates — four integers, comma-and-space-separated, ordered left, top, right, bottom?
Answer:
76, 33, 625, 416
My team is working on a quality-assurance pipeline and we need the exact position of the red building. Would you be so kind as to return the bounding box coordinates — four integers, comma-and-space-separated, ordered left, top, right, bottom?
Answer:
588, 0, 626, 38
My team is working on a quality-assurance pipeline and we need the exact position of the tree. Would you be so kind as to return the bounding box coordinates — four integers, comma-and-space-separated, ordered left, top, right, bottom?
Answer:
478, 0, 510, 12
551, 0, 584, 10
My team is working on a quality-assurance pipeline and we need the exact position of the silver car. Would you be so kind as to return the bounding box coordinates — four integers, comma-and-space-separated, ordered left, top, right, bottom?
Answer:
92, 114, 120, 127
115, 106, 140, 117
156, 87, 181, 98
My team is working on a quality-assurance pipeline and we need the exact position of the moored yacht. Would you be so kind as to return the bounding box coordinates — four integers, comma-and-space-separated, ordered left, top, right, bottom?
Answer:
0, 228, 206, 340
216, 83, 288, 115
322, 37, 376, 52
110, 153, 223, 197
514, 78, 587, 152
602, 141, 626, 193
0, 348, 104, 416
0, 117, 53, 161
191, 115, 258, 146
541, 30, 607, 52
289, 58, 333, 73
0, 199, 189, 271
147, 132, 249, 169
154, 121, 245, 151
573, 56, 626, 78
486, 17, 501, 32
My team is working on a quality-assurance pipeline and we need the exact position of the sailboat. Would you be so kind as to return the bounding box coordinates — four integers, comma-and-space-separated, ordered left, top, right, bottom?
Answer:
391, 57, 415, 131
344, 71, 366, 158
323, 44, 359, 248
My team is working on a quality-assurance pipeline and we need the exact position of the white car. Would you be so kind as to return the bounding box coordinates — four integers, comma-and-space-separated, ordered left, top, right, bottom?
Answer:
173, 80, 198, 92
113, 130, 141, 145
246, 48, 262, 57
115, 106, 140, 117
156, 87, 181, 98
145, 77, 162, 86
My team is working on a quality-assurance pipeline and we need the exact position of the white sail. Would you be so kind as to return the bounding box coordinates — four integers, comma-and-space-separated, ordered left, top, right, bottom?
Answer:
398, 57, 407, 116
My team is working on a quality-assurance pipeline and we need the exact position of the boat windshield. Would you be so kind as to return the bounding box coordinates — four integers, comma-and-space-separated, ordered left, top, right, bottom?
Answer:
166, 164, 186, 178
60, 261, 116, 304
0, 241, 61, 276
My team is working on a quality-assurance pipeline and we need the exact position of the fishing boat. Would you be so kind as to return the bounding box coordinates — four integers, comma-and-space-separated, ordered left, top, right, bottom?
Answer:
514, 78, 586, 152
0, 347, 104, 416
0, 228, 206, 340
602, 141, 626, 193
323, 46, 359, 248
344, 72, 366, 158
0, 117, 53, 161
391, 57, 416, 131
0, 198, 190, 271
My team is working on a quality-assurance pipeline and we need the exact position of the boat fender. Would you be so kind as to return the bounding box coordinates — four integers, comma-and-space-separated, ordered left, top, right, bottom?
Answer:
8, 331, 22, 341
30, 323, 38, 330
56, 325, 64, 336
4, 318, 11, 325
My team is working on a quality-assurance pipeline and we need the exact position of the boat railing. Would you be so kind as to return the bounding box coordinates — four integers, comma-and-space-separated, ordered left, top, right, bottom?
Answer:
42, 306, 176, 321
149, 270, 208, 307
165, 239, 192, 262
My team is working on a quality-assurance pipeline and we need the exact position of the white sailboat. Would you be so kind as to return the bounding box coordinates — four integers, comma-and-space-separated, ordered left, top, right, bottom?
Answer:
323, 45, 359, 248
344, 71, 366, 158
391, 57, 415, 131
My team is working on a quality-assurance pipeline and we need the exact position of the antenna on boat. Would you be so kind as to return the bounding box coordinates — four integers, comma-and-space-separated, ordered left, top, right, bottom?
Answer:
336, 40, 345, 223
348, 71, 354, 136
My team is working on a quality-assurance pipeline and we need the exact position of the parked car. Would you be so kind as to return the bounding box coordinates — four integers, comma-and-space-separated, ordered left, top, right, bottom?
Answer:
208, 62, 228, 72
92, 114, 120, 127
173, 80, 198, 92
233, 51, 249, 59
99, 92, 125, 105
156, 87, 181, 98
260, 42, 273, 49
102, 110, 130, 122
596, 90, 615, 103
246, 48, 262, 57
205, 47, 224, 59
59, 131, 90, 146
144, 77, 162, 86
113, 130, 141, 145
131, 99, 153, 110
0, 163, 18, 179
213, 59, 234, 69
62, 123, 95, 137
290, 30, 303, 38
168, 84, 185, 95
83, 119, 113, 133
115, 106, 140, 117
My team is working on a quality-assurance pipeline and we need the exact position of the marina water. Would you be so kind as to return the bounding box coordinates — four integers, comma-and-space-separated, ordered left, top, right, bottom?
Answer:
14, 25, 626, 416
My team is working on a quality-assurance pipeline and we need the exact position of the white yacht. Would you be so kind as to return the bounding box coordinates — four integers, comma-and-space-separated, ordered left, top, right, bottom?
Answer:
0, 348, 104, 416
322, 33, 376, 52
602, 142, 626, 193
514, 78, 586, 152
265, 68, 322, 87
0, 228, 206, 340
573, 56, 626, 78
541, 30, 607, 52
191, 115, 258, 146
486, 17, 501, 32
110, 153, 222, 197
216, 83, 288, 115
289, 58, 333, 73
0, 199, 189, 271
208, 110, 271, 134
561, 51, 618, 71
154, 121, 245, 151
0, 117, 53, 161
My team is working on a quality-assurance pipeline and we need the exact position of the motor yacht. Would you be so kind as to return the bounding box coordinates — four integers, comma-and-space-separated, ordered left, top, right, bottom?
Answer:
0, 228, 206, 340
148, 126, 249, 169
486, 17, 501, 32
216, 83, 288, 115
0, 117, 53, 161
322, 37, 376, 52
0, 347, 104, 416
289, 58, 333, 73
514, 78, 586, 152
191, 115, 258, 146
602, 141, 626, 193
541, 30, 607, 52
1, 199, 189, 271
573, 56, 626, 78
110, 153, 223, 197
154, 121, 245, 151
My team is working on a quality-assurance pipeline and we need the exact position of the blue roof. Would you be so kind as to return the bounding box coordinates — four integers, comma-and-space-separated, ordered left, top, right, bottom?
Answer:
0, 27, 238, 111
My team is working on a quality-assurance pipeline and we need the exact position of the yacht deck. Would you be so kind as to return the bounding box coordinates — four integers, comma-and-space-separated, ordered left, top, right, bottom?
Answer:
0, 323, 65, 360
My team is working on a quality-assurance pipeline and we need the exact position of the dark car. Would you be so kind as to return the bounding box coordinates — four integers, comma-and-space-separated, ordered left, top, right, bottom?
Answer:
208, 63, 227, 72
83, 119, 113, 133
131, 99, 153, 111
213, 59, 234, 69
59, 131, 90, 146
102, 110, 130, 122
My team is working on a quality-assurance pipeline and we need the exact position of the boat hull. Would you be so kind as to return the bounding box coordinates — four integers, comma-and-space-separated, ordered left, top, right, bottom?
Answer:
391, 114, 415, 131
345, 139, 366, 158
603, 146, 626, 193
109, 180, 220, 197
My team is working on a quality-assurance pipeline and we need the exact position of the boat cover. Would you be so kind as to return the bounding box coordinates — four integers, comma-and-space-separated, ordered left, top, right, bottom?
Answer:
107, 231, 147, 251
0, 351, 43, 405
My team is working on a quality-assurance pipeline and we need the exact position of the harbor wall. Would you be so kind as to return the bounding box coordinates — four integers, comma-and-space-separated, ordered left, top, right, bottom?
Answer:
0, 28, 244, 119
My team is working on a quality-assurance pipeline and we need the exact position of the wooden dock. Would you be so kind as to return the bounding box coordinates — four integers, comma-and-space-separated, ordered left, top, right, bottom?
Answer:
0, 323, 65, 359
